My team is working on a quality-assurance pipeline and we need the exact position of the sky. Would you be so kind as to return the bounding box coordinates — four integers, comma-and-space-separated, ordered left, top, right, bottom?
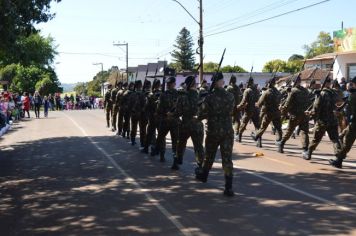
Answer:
37, 0, 356, 84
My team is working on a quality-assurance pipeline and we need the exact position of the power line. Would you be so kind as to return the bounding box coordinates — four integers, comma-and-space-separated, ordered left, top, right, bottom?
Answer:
205, 0, 331, 37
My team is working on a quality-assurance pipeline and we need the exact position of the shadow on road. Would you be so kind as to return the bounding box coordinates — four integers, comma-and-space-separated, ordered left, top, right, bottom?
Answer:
0, 136, 355, 235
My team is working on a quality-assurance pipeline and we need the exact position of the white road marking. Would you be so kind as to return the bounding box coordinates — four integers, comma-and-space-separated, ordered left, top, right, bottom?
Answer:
63, 112, 192, 236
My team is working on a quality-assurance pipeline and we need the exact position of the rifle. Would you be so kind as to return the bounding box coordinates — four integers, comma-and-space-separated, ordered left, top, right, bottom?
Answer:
305, 55, 338, 113
209, 48, 226, 92
249, 64, 254, 78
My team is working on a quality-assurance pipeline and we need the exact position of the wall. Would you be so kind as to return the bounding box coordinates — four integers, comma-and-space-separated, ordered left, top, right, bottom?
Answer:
334, 53, 356, 81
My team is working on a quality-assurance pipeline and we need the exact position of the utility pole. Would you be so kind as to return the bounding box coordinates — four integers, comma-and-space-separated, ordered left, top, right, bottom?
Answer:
113, 42, 129, 82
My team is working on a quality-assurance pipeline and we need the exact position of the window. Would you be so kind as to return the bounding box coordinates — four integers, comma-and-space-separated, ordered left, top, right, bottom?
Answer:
347, 64, 356, 81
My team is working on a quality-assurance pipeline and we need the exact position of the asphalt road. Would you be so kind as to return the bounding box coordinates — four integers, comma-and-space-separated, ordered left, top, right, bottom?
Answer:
0, 109, 355, 236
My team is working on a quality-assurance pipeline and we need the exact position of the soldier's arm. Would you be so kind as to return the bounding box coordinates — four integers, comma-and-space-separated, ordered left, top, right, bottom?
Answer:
197, 96, 210, 120
256, 91, 267, 108
281, 90, 294, 114
237, 90, 248, 110
174, 96, 184, 118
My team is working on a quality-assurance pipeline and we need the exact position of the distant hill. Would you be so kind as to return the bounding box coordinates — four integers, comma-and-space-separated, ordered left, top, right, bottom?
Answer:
61, 83, 76, 92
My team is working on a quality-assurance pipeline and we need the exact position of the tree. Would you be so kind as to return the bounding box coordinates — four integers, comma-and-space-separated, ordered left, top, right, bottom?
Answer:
202, 62, 219, 72
303, 31, 334, 59
74, 82, 88, 96
170, 27, 195, 71
262, 59, 287, 73
288, 54, 304, 62
0, 0, 61, 58
221, 65, 246, 73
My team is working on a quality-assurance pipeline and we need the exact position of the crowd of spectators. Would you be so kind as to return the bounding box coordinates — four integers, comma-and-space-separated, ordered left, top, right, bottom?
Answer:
0, 90, 103, 137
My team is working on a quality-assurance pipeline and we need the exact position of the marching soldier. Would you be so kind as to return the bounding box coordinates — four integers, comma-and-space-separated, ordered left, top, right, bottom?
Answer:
236, 77, 260, 142
277, 74, 310, 153
142, 79, 161, 154
303, 75, 342, 160
111, 81, 120, 132
130, 80, 145, 145
121, 82, 135, 139
226, 75, 242, 140
172, 76, 204, 170
139, 80, 152, 148
154, 77, 179, 162
198, 79, 209, 99
116, 82, 127, 136
104, 84, 113, 128
195, 72, 235, 197
251, 77, 282, 148
329, 77, 356, 168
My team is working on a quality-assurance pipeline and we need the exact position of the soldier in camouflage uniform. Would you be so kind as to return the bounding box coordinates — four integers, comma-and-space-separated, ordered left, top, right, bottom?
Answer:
121, 82, 135, 139
104, 84, 113, 128
195, 72, 235, 197
142, 79, 161, 154
116, 82, 127, 135
236, 77, 260, 142
251, 77, 282, 148
226, 75, 242, 140
331, 80, 346, 132
198, 79, 209, 99
277, 74, 310, 153
130, 80, 145, 145
139, 80, 152, 148
154, 77, 179, 162
329, 77, 356, 168
110, 81, 121, 132
171, 76, 204, 170
303, 75, 342, 160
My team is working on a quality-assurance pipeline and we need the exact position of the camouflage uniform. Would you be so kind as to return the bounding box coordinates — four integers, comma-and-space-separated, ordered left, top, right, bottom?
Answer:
104, 87, 113, 127
130, 83, 146, 145
144, 87, 161, 154
121, 85, 134, 138
304, 87, 342, 160
139, 83, 151, 148
254, 85, 282, 143
226, 81, 242, 136
237, 81, 260, 141
279, 84, 310, 152
155, 86, 179, 161
115, 86, 126, 135
196, 83, 235, 197
110, 86, 119, 130
174, 88, 204, 168
330, 88, 356, 168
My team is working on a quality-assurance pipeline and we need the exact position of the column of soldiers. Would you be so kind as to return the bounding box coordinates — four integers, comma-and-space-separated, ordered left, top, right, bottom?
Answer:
103, 73, 356, 196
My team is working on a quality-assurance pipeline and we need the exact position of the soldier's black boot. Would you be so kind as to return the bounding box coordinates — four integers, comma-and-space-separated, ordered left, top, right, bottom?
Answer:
141, 147, 149, 154
302, 149, 312, 160
238, 133, 242, 143
223, 175, 234, 197
177, 156, 183, 165
256, 137, 262, 148
159, 152, 165, 162
234, 133, 239, 142
277, 140, 285, 153
250, 132, 257, 141
131, 137, 136, 146
329, 158, 343, 169
171, 158, 179, 170
292, 131, 296, 139
150, 146, 158, 156
272, 127, 276, 135
195, 168, 208, 183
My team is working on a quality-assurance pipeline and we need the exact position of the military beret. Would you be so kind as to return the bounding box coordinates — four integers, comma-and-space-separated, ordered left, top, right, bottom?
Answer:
184, 76, 195, 88
123, 82, 128, 87
143, 80, 151, 88
229, 75, 237, 84
166, 76, 176, 84
352, 76, 356, 83
212, 72, 224, 82
247, 76, 254, 85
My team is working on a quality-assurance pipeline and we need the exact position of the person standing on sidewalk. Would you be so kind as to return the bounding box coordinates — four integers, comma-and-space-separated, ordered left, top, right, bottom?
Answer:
33, 91, 42, 118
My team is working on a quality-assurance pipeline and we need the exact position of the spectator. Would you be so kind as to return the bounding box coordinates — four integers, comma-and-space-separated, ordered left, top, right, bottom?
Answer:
22, 92, 30, 118
33, 91, 42, 118
43, 96, 50, 117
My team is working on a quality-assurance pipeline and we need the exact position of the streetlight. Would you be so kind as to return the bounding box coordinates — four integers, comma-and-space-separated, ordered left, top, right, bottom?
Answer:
171, 0, 203, 83
93, 62, 104, 96
113, 42, 128, 82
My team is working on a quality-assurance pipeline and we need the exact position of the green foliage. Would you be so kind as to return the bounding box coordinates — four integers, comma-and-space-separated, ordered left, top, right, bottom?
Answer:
303, 31, 334, 59
74, 82, 88, 96
288, 54, 304, 62
170, 27, 195, 71
202, 62, 219, 72
221, 65, 247, 73
0, 64, 60, 94
263, 59, 304, 73
0, 0, 61, 57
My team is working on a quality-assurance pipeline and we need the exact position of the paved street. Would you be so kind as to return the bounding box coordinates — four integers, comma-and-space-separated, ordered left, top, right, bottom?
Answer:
1, 109, 355, 236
